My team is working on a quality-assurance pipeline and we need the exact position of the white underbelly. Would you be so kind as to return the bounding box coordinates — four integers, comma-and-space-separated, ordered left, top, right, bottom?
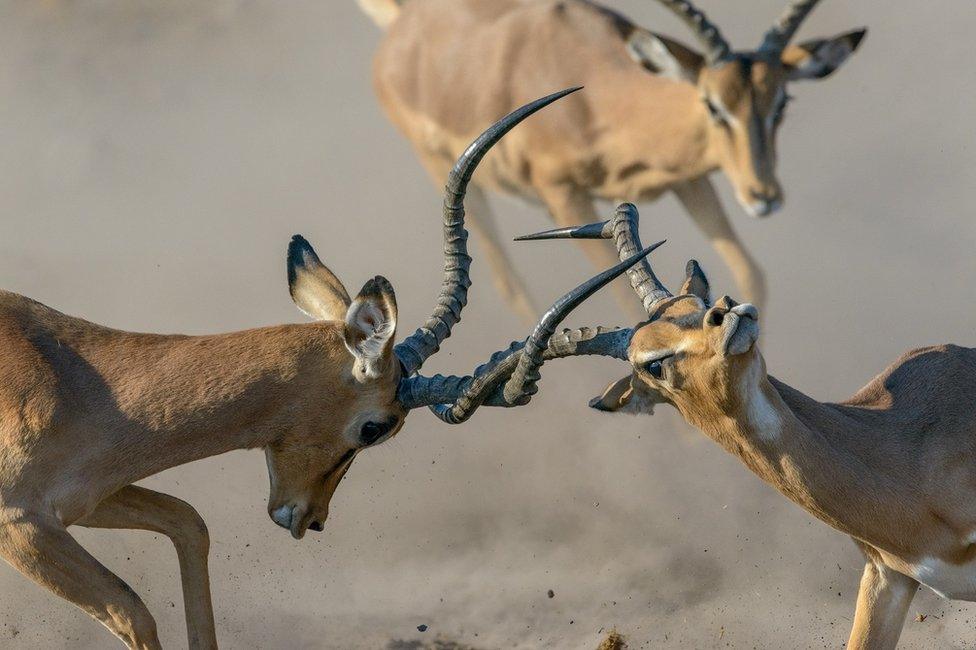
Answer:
906, 557, 976, 600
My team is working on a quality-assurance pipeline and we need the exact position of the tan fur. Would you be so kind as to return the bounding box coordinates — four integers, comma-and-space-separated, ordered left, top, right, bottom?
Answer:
0, 278, 406, 647
356, 0, 400, 29
367, 0, 864, 318
597, 289, 976, 649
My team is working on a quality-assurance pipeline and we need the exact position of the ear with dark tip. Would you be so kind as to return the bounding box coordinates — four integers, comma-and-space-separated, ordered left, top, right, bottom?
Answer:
288, 235, 352, 321
680, 260, 711, 305
783, 29, 867, 81
589, 374, 665, 415
626, 29, 705, 83
344, 276, 397, 382
589, 375, 635, 412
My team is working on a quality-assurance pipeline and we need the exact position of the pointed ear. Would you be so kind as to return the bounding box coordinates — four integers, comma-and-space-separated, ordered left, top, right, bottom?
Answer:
679, 259, 711, 305
589, 374, 665, 415
344, 276, 397, 381
626, 29, 705, 84
287, 235, 351, 321
783, 29, 866, 81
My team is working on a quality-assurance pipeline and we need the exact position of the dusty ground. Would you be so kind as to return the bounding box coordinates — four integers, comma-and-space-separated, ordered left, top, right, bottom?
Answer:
1, 1, 975, 648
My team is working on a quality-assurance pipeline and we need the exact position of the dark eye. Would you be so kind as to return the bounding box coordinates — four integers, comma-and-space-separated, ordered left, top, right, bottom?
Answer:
645, 360, 664, 380
360, 420, 389, 446
704, 97, 727, 125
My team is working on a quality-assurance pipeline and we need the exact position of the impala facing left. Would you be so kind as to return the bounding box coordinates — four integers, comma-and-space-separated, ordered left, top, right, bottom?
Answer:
0, 91, 653, 649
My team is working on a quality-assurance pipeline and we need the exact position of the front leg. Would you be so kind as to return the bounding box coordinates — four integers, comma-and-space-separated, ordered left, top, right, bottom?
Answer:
0, 511, 161, 649
672, 176, 767, 309
77, 485, 217, 650
848, 560, 917, 650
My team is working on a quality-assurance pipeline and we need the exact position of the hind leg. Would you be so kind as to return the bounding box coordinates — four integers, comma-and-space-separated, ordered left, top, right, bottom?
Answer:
78, 485, 216, 649
673, 177, 767, 310
0, 511, 160, 649
462, 185, 540, 323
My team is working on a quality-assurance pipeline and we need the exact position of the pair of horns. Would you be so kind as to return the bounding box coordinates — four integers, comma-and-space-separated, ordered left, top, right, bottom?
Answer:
517, 203, 673, 315
518, 203, 716, 315
654, 0, 823, 63
395, 89, 664, 423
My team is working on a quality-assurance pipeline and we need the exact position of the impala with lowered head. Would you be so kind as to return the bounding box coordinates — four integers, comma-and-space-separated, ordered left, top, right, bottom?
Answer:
0, 90, 661, 650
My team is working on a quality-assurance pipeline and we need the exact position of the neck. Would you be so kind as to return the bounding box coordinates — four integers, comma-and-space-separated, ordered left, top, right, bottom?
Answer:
80, 323, 346, 490
591, 70, 717, 195
681, 371, 914, 548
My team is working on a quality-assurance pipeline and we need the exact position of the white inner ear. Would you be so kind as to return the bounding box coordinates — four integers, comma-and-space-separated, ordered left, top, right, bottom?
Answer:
345, 299, 395, 380
626, 31, 697, 83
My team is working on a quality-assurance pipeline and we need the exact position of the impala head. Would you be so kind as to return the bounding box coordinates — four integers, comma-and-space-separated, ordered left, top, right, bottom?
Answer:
264, 241, 407, 539
517, 202, 764, 425
628, 0, 865, 216
266, 89, 656, 539
594, 287, 764, 427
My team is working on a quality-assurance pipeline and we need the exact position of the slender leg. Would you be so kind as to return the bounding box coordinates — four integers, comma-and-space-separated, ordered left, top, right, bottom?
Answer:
847, 561, 917, 650
462, 185, 539, 323
78, 485, 217, 650
536, 183, 646, 321
0, 512, 161, 649
672, 176, 767, 309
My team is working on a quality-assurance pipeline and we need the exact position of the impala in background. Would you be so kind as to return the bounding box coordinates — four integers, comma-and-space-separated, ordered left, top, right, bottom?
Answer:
0, 91, 658, 650
515, 204, 976, 649
358, 0, 866, 320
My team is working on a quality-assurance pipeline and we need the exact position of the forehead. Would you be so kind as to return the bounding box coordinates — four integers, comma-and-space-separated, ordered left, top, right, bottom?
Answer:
630, 296, 705, 354
705, 56, 788, 107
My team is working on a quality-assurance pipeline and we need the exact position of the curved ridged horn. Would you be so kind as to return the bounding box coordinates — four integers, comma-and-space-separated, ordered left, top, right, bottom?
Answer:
393, 87, 582, 376
516, 203, 672, 314
501, 242, 663, 404
396, 326, 632, 410
758, 0, 822, 55
653, 0, 731, 64
397, 245, 661, 423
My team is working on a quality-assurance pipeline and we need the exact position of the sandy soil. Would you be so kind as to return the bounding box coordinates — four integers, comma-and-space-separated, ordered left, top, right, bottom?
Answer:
1, 1, 975, 648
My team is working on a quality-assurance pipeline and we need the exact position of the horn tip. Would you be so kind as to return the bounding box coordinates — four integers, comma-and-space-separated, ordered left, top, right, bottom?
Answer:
849, 28, 868, 47
514, 220, 611, 241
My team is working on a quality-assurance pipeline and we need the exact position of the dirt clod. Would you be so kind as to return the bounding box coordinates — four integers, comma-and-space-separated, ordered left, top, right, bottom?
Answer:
597, 629, 627, 650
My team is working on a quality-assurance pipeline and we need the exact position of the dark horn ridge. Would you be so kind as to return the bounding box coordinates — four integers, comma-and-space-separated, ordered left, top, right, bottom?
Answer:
397, 326, 634, 420
500, 243, 662, 407
393, 87, 583, 376
516, 203, 672, 314
653, 0, 732, 64
759, 0, 822, 55
397, 240, 656, 423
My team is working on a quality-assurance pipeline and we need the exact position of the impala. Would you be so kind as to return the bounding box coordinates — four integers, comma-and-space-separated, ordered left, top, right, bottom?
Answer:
517, 205, 976, 649
357, 0, 866, 320
0, 90, 659, 649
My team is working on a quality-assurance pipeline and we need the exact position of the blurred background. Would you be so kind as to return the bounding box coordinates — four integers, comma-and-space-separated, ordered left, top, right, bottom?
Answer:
1, 1, 975, 648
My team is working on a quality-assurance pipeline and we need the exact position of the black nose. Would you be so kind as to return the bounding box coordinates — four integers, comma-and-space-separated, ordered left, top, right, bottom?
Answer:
308, 521, 324, 532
